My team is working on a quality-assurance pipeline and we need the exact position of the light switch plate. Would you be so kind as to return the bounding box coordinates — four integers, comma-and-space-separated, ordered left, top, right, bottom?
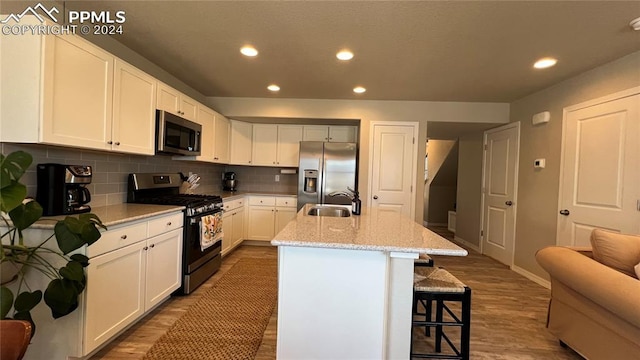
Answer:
534, 158, 546, 169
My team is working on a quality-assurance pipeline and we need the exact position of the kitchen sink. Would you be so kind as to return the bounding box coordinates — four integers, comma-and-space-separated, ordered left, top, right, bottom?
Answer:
306, 205, 351, 217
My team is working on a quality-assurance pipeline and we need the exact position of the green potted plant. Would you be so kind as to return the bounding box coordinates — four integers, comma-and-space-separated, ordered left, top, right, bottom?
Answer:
0, 150, 105, 336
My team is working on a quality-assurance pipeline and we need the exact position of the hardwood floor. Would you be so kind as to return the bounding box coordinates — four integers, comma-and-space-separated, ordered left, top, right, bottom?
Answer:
92, 231, 582, 359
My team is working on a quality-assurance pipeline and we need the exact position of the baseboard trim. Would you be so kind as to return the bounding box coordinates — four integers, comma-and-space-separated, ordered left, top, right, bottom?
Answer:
453, 236, 481, 253
426, 222, 448, 227
511, 264, 550, 289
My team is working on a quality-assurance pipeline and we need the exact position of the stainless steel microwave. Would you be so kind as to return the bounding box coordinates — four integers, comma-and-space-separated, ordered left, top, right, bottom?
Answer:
156, 110, 201, 156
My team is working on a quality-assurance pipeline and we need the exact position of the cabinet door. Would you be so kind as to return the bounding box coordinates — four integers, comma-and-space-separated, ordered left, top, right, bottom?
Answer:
275, 207, 297, 235
221, 211, 233, 255
277, 125, 303, 167
252, 124, 278, 166
84, 241, 146, 355
145, 229, 182, 310
197, 105, 216, 160
180, 95, 198, 121
213, 114, 230, 163
112, 59, 156, 155
248, 206, 275, 240
157, 83, 180, 116
303, 125, 329, 141
42, 34, 113, 151
232, 208, 245, 247
329, 126, 357, 142
230, 120, 253, 165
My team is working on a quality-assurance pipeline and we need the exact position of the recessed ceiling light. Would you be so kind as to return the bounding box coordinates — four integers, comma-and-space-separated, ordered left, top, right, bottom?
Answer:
336, 50, 354, 61
353, 86, 366, 94
267, 84, 280, 92
240, 46, 258, 57
533, 57, 557, 69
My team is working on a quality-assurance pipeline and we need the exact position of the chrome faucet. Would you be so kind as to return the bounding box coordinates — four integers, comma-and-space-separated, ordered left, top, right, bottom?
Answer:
328, 187, 357, 200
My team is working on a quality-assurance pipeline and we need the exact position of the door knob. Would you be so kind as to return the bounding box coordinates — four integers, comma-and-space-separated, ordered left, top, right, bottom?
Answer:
559, 209, 570, 216
373, 195, 378, 200
505, 201, 513, 206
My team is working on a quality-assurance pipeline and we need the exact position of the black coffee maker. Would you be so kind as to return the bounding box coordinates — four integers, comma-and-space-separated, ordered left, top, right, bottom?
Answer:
36, 164, 92, 216
223, 172, 238, 191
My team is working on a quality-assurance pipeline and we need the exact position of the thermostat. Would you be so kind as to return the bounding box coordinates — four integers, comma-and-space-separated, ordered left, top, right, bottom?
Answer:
534, 158, 546, 169
532, 111, 550, 125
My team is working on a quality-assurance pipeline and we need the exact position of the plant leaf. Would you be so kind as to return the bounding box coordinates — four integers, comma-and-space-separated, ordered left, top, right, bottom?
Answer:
8, 200, 43, 230
13, 310, 36, 338
79, 213, 107, 231
59, 261, 84, 282
44, 278, 79, 319
0, 286, 14, 319
14, 290, 42, 312
0, 150, 32, 189
80, 222, 101, 246
70, 254, 89, 267
0, 181, 27, 213
54, 222, 85, 255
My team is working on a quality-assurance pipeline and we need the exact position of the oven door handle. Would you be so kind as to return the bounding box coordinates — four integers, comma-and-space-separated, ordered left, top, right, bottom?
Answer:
189, 209, 225, 225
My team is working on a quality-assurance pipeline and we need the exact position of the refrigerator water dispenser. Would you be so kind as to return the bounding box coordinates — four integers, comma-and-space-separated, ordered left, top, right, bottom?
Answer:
303, 170, 318, 193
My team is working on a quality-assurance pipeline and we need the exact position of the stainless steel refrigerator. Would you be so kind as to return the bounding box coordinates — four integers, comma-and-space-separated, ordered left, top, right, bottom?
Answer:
297, 141, 358, 211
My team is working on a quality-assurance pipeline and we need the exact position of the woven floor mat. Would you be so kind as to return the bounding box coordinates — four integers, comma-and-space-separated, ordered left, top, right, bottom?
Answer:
143, 257, 278, 360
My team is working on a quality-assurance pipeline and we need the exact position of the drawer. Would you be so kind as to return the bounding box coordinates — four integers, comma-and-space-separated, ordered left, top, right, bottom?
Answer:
87, 221, 147, 258
223, 198, 245, 211
148, 212, 184, 238
249, 196, 276, 206
275, 196, 297, 208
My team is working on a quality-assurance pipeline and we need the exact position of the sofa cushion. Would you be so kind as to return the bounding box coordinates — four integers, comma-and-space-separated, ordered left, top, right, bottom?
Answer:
590, 229, 640, 278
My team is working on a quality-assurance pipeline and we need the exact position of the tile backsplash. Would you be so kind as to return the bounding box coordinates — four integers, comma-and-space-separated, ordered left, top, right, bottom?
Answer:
2, 143, 297, 208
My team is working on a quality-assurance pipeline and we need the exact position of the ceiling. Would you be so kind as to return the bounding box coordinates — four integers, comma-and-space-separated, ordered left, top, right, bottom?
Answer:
41, 0, 640, 103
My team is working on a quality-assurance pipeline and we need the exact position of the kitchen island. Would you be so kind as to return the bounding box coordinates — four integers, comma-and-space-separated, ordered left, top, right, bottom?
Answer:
271, 204, 467, 359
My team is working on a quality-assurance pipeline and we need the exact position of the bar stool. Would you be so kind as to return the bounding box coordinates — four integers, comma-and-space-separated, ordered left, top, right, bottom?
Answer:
413, 253, 435, 335
414, 253, 434, 267
412, 266, 471, 360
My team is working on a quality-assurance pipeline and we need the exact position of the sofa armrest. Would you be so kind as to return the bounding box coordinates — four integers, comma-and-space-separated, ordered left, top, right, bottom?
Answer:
536, 246, 640, 328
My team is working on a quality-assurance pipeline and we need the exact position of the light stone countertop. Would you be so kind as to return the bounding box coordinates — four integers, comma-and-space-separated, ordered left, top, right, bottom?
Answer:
28, 203, 185, 229
220, 191, 297, 201
271, 204, 468, 256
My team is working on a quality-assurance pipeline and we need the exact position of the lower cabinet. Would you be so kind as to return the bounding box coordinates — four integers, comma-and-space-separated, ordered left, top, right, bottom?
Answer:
222, 198, 245, 255
83, 212, 183, 355
248, 196, 297, 241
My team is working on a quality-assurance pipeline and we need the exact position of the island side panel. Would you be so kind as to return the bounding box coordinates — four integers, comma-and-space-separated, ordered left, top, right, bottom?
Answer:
385, 252, 419, 358
276, 246, 388, 359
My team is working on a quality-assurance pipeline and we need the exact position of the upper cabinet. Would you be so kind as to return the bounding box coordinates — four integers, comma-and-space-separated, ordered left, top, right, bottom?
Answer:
157, 83, 197, 121
213, 113, 230, 163
302, 125, 357, 142
112, 59, 157, 155
252, 124, 303, 167
0, 29, 156, 155
196, 105, 216, 160
230, 120, 253, 165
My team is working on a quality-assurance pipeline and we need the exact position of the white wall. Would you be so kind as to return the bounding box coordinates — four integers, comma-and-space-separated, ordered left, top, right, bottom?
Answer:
455, 133, 484, 248
208, 97, 509, 222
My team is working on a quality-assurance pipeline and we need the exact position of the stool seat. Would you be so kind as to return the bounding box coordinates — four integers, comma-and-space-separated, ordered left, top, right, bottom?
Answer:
414, 267, 466, 293
414, 253, 434, 267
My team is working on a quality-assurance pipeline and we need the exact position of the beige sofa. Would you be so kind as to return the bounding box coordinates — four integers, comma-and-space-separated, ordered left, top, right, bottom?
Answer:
536, 231, 640, 359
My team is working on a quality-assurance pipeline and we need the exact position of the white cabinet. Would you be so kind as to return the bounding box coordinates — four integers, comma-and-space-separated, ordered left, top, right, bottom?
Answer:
83, 212, 183, 355
222, 198, 245, 255
196, 104, 216, 160
247, 196, 297, 241
230, 120, 253, 165
157, 82, 197, 121
303, 125, 357, 142
252, 124, 303, 167
112, 59, 157, 155
277, 125, 304, 167
1, 26, 157, 155
213, 113, 230, 163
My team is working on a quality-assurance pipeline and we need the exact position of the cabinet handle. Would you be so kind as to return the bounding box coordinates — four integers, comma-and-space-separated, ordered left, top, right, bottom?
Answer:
143, 246, 148, 250
273, 161, 276, 164
107, 141, 113, 144
248, 161, 251, 164
167, 222, 172, 226
150, 244, 155, 248
121, 234, 127, 239
329, 138, 333, 140
115, 142, 120, 146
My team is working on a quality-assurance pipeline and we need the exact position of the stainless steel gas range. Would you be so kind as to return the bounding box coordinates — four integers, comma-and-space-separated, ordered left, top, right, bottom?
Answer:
127, 173, 223, 294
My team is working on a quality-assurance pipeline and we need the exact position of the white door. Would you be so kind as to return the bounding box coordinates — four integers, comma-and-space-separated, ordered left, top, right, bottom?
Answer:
252, 124, 278, 166
213, 114, 230, 163
230, 120, 253, 165
557, 90, 640, 246
481, 122, 520, 266
277, 125, 304, 167
369, 122, 418, 218
145, 229, 182, 310
196, 105, 216, 160
247, 206, 275, 240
